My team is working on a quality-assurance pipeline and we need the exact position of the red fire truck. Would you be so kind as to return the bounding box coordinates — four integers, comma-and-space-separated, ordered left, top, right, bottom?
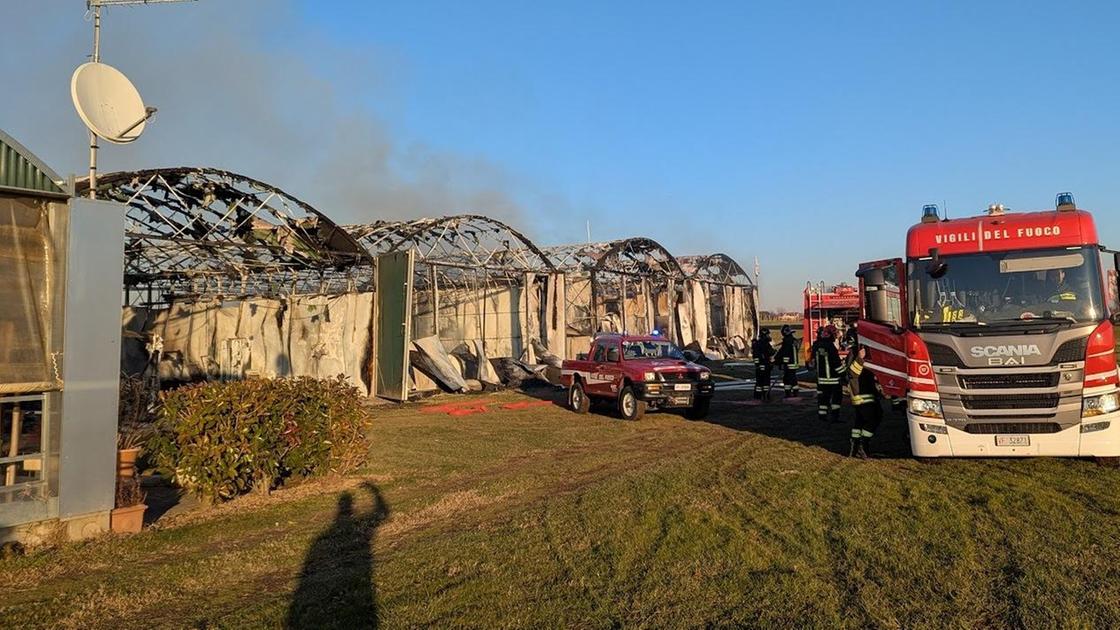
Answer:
857, 194, 1120, 459
802, 282, 861, 363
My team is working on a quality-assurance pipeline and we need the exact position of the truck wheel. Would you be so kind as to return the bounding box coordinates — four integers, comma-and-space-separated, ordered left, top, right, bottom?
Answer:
618, 385, 646, 421
686, 397, 711, 420
568, 381, 591, 414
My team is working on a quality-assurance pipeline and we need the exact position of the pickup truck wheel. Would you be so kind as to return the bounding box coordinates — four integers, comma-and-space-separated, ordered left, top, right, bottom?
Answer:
618, 385, 646, 421
686, 397, 711, 420
568, 381, 591, 414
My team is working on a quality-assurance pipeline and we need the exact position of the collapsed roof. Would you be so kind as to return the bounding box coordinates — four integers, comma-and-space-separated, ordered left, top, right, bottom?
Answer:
77, 167, 370, 300
542, 237, 685, 278
79, 168, 755, 302
677, 253, 755, 287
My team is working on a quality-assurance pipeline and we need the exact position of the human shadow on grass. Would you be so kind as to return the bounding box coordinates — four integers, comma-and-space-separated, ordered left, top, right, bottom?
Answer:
287, 482, 390, 630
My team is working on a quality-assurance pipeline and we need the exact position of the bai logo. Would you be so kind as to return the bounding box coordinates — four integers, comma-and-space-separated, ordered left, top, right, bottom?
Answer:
969, 344, 1043, 366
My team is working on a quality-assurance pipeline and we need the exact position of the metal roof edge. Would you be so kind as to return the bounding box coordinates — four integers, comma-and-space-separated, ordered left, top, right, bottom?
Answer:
0, 129, 70, 198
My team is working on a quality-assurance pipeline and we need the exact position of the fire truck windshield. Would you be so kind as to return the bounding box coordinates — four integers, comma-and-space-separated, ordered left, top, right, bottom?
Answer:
908, 246, 1106, 330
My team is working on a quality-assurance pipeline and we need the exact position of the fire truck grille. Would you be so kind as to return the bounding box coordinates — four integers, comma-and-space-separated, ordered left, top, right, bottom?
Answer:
1051, 337, 1089, 363
926, 343, 964, 368
958, 373, 1060, 389
927, 337, 1087, 367
961, 393, 1060, 410
963, 422, 1061, 434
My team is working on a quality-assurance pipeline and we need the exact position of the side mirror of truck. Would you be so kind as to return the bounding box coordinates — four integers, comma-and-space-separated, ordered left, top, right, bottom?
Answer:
926, 260, 947, 278
926, 247, 947, 279
857, 267, 885, 286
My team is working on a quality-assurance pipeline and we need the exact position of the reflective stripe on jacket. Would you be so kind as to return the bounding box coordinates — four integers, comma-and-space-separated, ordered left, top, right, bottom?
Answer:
847, 357, 879, 405
813, 339, 845, 386
775, 336, 800, 368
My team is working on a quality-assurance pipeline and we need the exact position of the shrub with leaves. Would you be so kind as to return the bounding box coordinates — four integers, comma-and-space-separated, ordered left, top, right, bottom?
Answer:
148, 377, 370, 504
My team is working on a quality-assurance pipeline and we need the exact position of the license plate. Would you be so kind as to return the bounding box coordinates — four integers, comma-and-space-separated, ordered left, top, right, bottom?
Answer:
995, 435, 1030, 447
669, 396, 691, 406
673, 383, 692, 391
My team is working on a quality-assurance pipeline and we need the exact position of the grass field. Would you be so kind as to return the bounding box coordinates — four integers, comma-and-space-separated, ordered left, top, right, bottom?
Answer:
4, 376, 1120, 628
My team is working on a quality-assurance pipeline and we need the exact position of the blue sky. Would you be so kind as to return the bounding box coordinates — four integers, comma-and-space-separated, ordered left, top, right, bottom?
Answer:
3, 1, 1119, 308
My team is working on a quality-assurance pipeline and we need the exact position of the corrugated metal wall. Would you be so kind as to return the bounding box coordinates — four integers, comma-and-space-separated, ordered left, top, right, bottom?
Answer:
0, 133, 66, 198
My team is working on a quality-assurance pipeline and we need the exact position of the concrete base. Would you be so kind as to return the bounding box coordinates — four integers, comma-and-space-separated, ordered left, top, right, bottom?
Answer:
0, 510, 111, 548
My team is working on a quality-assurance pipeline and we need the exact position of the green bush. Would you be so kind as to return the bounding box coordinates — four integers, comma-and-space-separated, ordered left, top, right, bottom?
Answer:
148, 377, 370, 503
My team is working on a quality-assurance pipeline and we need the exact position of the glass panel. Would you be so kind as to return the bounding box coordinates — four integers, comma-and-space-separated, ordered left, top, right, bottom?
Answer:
1101, 250, 1119, 316
909, 246, 1105, 329
863, 264, 903, 327
0, 198, 58, 392
0, 397, 47, 503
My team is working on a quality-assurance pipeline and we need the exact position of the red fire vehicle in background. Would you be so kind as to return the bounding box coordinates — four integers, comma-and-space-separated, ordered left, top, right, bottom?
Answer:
856, 194, 1120, 459
802, 282, 861, 363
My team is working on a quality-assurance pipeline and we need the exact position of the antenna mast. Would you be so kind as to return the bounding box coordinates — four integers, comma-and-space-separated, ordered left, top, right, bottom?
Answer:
84, 0, 193, 198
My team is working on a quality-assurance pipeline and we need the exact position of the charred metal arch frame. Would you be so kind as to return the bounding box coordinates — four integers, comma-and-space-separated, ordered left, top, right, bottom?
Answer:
678, 253, 753, 288
543, 238, 686, 338
345, 215, 558, 348
77, 168, 372, 305
678, 253, 761, 341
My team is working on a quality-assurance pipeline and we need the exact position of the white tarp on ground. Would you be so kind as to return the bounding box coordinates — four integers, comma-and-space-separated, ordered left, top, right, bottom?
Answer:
411, 334, 468, 392
473, 339, 501, 385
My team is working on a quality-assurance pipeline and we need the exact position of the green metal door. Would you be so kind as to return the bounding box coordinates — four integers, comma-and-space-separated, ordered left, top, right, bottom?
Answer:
376, 250, 414, 401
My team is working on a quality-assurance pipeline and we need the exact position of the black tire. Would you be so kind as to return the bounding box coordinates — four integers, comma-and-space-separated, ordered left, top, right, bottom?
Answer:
568, 381, 591, 414
618, 385, 647, 421
686, 397, 711, 420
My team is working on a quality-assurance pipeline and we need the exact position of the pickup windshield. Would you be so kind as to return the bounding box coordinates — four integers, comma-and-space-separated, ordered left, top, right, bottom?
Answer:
623, 340, 685, 360
908, 246, 1105, 329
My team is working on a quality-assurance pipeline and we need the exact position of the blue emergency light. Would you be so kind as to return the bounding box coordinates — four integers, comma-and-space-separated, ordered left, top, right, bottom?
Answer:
921, 204, 939, 223
1056, 192, 1075, 210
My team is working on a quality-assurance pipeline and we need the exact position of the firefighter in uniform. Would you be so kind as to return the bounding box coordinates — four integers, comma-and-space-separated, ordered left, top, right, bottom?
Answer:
774, 325, 801, 398
810, 324, 846, 422
1045, 269, 1078, 303
752, 329, 775, 401
846, 343, 882, 458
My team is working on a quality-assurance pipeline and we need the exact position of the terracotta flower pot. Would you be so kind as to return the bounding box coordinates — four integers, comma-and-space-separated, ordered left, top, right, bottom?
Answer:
110, 503, 147, 534
117, 447, 141, 478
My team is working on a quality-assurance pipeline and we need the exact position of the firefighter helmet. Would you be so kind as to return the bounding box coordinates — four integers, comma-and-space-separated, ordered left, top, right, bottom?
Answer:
781, 324, 793, 337
822, 324, 838, 339
760, 328, 771, 339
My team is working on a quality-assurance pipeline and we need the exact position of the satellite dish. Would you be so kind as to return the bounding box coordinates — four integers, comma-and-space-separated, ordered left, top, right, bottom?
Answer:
71, 62, 153, 144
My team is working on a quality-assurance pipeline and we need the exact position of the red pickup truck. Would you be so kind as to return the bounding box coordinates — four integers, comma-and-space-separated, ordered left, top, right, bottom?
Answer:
560, 334, 714, 420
